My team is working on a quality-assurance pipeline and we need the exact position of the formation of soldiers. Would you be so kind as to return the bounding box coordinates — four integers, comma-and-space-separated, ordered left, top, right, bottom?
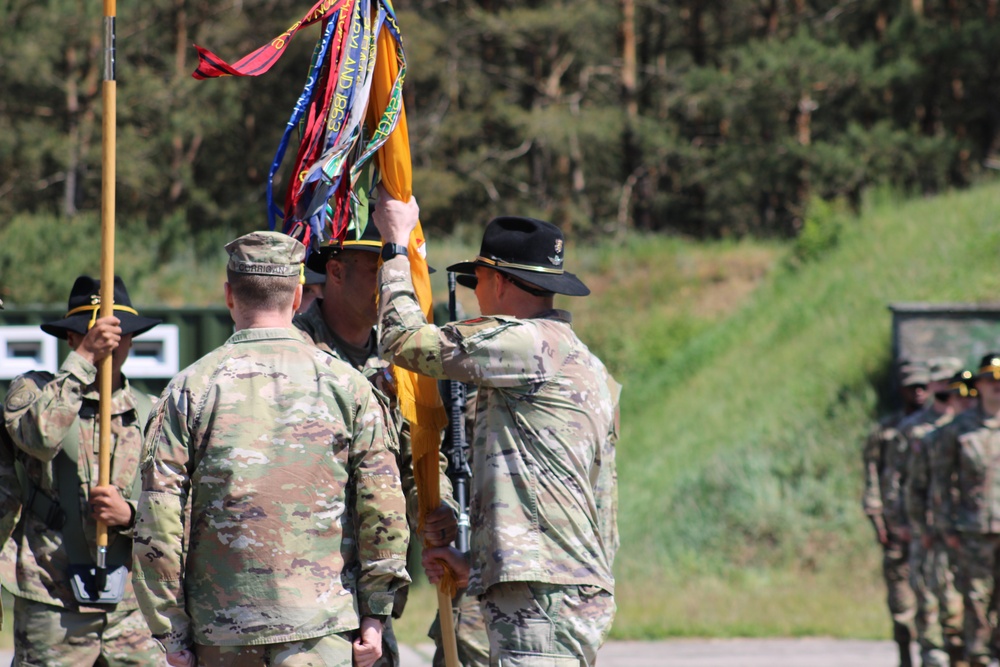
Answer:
864, 354, 1000, 667
0, 189, 620, 667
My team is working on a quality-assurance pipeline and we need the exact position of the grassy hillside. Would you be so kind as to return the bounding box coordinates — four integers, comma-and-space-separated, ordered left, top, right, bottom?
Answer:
591, 182, 1000, 638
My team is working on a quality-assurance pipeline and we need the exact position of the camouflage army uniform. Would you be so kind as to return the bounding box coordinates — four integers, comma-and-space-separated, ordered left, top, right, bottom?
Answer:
1, 352, 161, 665
903, 407, 962, 667
933, 408, 1000, 667
0, 426, 20, 629
863, 410, 918, 650
295, 299, 458, 667
131, 326, 410, 663
378, 255, 620, 666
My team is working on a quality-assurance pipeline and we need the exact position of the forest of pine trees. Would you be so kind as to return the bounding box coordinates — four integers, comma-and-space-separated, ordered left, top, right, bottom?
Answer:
2, 0, 999, 240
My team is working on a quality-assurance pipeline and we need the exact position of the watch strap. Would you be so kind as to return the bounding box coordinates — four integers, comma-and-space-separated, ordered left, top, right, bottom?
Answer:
380, 243, 408, 261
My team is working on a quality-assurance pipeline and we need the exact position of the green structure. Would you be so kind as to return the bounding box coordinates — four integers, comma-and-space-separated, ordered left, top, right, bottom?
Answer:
0, 307, 233, 400
892, 303, 1000, 368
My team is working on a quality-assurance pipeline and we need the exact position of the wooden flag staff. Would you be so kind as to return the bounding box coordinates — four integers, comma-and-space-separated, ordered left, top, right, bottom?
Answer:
96, 0, 117, 590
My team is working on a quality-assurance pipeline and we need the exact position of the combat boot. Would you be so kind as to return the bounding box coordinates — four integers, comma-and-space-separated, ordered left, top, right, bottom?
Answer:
893, 622, 914, 667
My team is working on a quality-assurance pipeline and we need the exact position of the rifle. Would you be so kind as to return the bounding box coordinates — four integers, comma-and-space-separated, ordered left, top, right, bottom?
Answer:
444, 272, 472, 553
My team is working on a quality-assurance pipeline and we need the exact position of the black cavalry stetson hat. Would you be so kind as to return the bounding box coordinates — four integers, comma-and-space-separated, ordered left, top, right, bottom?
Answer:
305, 219, 436, 274
41, 276, 161, 339
977, 353, 1000, 381
447, 216, 590, 297
305, 221, 383, 273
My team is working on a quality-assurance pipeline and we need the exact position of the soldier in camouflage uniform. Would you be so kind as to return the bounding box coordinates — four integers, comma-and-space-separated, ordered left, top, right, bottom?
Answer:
131, 232, 410, 667
373, 193, 620, 667
902, 357, 967, 667
863, 360, 929, 667
1, 276, 162, 666
295, 220, 460, 667
933, 354, 1000, 667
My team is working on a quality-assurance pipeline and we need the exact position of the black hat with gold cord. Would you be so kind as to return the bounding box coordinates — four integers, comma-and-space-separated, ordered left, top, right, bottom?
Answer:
41, 276, 161, 339
447, 216, 590, 297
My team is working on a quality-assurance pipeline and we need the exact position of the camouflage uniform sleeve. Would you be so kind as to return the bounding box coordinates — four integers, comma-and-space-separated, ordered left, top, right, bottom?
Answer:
0, 428, 22, 548
594, 388, 620, 563
932, 423, 959, 536
132, 384, 193, 653
861, 425, 884, 517
3, 352, 95, 462
349, 383, 411, 618
378, 257, 548, 386
906, 432, 932, 537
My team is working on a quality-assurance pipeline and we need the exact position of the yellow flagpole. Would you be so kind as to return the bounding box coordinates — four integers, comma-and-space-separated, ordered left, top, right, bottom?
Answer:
96, 0, 117, 585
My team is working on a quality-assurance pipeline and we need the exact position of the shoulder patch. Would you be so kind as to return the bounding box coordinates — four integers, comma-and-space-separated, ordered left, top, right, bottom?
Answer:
4, 384, 37, 413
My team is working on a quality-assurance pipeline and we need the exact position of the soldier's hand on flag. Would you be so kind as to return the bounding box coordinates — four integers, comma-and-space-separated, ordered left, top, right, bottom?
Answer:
352, 616, 384, 667
71, 316, 123, 364
422, 546, 470, 588
422, 506, 458, 547
372, 184, 419, 247
89, 484, 133, 527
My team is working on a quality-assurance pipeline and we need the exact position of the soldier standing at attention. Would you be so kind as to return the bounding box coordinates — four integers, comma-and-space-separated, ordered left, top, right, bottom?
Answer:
2, 276, 162, 666
372, 192, 620, 667
902, 357, 966, 667
131, 231, 410, 667
863, 360, 929, 667
913, 369, 980, 667
933, 354, 1000, 667
294, 219, 459, 667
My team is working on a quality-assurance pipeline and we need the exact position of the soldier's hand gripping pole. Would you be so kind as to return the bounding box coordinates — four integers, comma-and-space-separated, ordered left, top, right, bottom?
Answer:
96, 0, 118, 593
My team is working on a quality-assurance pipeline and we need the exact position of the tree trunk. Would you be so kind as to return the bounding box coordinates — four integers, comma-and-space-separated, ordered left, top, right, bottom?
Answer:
619, 0, 639, 235
64, 44, 79, 217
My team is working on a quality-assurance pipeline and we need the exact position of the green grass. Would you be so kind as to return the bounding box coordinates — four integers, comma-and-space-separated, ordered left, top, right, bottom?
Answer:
584, 179, 1000, 636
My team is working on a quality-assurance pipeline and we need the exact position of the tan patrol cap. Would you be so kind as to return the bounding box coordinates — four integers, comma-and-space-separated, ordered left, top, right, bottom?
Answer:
226, 231, 306, 278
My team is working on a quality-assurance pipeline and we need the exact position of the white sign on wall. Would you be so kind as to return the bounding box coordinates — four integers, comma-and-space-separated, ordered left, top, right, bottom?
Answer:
122, 324, 180, 379
0, 326, 59, 379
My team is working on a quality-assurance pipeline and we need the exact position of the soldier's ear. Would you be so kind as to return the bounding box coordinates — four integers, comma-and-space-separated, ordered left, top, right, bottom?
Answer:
223, 282, 235, 310
327, 257, 347, 285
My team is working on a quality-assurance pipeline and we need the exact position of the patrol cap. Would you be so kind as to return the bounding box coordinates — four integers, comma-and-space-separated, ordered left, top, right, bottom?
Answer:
948, 369, 977, 397
927, 356, 963, 383
899, 360, 929, 387
226, 231, 306, 278
976, 353, 1000, 381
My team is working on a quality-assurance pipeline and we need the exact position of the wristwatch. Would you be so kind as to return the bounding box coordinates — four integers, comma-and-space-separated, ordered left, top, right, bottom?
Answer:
380, 243, 408, 261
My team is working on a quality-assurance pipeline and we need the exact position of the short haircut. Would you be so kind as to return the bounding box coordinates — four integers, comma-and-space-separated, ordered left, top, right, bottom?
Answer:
226, 270, 299, 311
